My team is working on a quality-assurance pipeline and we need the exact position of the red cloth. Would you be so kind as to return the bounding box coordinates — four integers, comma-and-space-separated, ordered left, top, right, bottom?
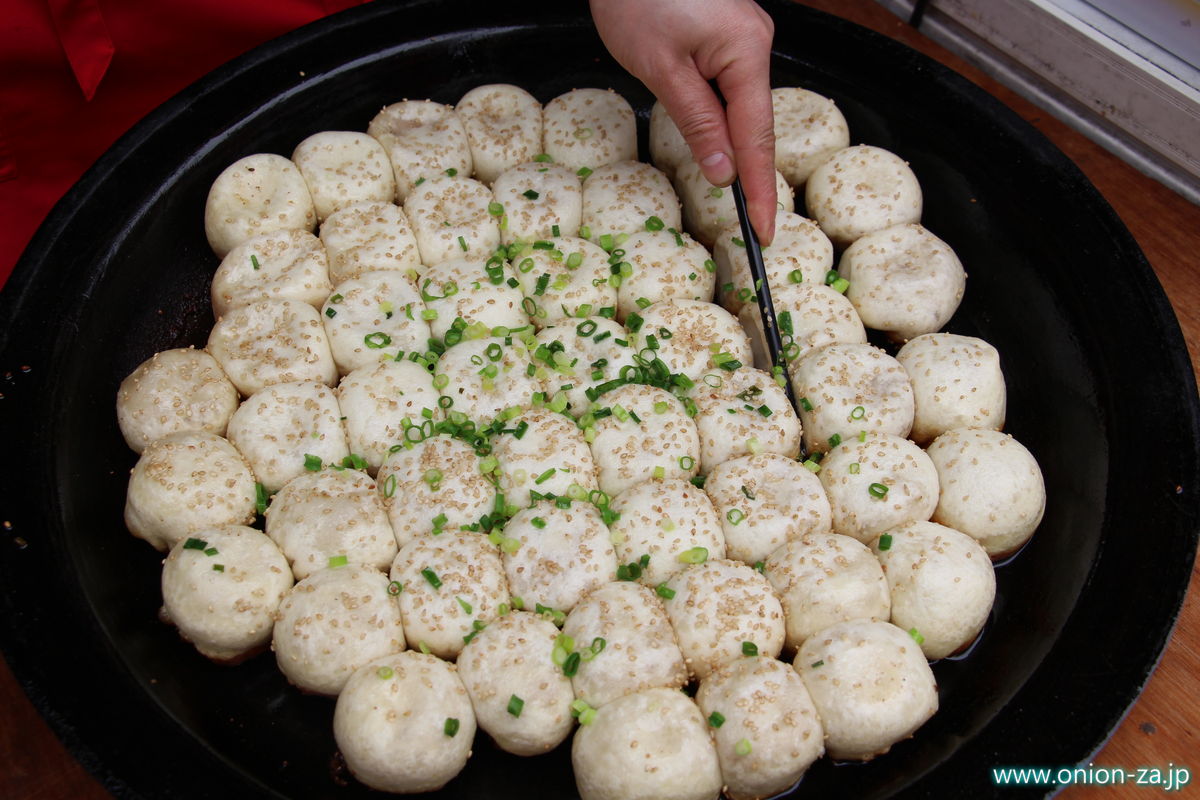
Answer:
0, 0, 370, 288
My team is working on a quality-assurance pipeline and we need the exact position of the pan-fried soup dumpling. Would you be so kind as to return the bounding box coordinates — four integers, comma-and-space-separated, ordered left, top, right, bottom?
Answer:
580, 160, 681, 245
457, 611, 576, 755
740, 281, 867, 374
764, 532, 890, 652
211, 229, 332, 318
291, 130, 396, 222
225, 379, 349, 492
896, 333, 1006, 445
207, 299, 337, 396
839, 223, 966, 341
377, 433, 495, 545
771, 87, 851, 187
511, 236, 616, 328
794, 620, 938, 761
272, 564, 406, 695
587, 383, 700, 497
334, 652, 476, 794
367, 100, 473, 202
675, 158, 794, 248
337, 358, 442, 474
125, 431, 257, 551
713, 210, 833, 317
204, 153, 316, 258
501, 501, 616, 614
648, 100, 690, 181
805, 145, 922, 248
456, 84, 544, 185
116, 348, 239, 453
160, 524, 292, 662
543, 88, 637, 172
403, 175, 500, 268
571, 687, 722, 800
689, 365, 802, 473
321, 271, 430, 375
926, 428, 1046, 559
388, 530, 509, 660
819, 432, 939, 544
870, 520, 996, 659
492, 161, 583, 244
705, 452, 832, 566
615, 229, 714, 322
265, 467, 397, 579
696, 655, 825, 800
320, 201, 422, 285
636, 298, 753, 383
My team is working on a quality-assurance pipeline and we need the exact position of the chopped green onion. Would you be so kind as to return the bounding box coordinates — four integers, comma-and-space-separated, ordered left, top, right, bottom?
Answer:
678, 455, 695, 471
507, 695, 524, 717
445, 167, 458, 177
212, 564, 224, 572
677, 546, 708, 564
458, 236, 469, 252
655, 582, 676, 600
387, 580, 403, 595
523, 189, 539, 200
304, 454, 322, 472
742, 641, 758, 656
377, 665, 394, 679
799, 397, 813, 412
488, 201, 504, 216
709, 187, 724, 198
727, 508, 745, 525
735, 738, 752, 756
909, 627, 925, 645
878, 533, 894, 551
802, 459, 822, 474
788, 269, 803, 283
645, 215, 665, 231
850, 405, 866, 420
444, 717, 460, 737
456, 596, 473, 615
183, 538, 207, 551
328, 554, 349, 568
868, 482, 889, 499
832, 277, 850, 293
829, 433, 842, 448
708, 711, 725, 728
250, 254, 261, 271
849, 462, 861, 475
811, 660, 824, 668
422, 567, 442, 589
255, 483, 269, 515
573, 126, 593, 139
534, 153, 554, 163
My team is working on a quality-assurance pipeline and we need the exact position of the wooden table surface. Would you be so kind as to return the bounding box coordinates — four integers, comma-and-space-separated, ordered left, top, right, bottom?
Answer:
2, 1, 1196, 798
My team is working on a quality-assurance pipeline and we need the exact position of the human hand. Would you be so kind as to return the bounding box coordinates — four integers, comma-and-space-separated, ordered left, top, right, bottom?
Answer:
589, 0, 776, 244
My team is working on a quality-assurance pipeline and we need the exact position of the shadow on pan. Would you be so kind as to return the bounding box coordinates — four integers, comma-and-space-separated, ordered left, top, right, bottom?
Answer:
0, 1, 1196, 798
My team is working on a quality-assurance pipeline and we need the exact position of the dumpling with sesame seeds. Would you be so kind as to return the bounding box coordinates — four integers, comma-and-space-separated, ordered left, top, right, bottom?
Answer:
160, 524, 293, 662
125, 431, 258, 552
376, 433, 495, 545
291, 130, 396, 222
272, 563, 406, 695
895, 333, 1006, 445
870, 520, 996, 659
580, 161, 681, 246
705, 452, 832, 566
225, 380, 350, 493
436, 335, 543, 423
789, 342, 914, 455
763, 532, 890, 652
321, 270, 431, 376
418, 256, 526, 340
210, 229, 332, 318
674, 158, 793, 248
491, 405, 598, 509
634, 298, 752, 383
804, 144, 923, 248
264, 467, 397, 579
615, 228, 715, 323
207, 299, 338, 396
571, 687, 722, 800
492, 161, 583, 244
511, 236, 615, 329
660, 559, 785, 680
794, 620, 938, 761
457, 610, 577, 755
586, 383, 700, 496
696, 655, 825, 800
336, 358, 442, 474
819, 432, 940, 544
500, 501, 616, 614
204, 153, 316, 258
542, 88, 637, 172
561, 581, 688, 709
367, 100, 473, 202
688, 365, 801, 473
320, 200, 423, 285
533, 318, 638, 419
403, 175, 500, 267
333, 652, 476, 793
389, 530, 509, 660
607, 477, 726, 588
456, 84, 544, 185
116, 347, 239, 454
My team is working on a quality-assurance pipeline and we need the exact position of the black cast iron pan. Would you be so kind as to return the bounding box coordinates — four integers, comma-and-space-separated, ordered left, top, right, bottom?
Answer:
1, 1, 1197, 797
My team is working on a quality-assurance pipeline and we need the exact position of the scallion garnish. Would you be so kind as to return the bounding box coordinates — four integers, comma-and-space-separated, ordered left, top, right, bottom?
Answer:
328, 554, 349, 568
422, 567, 442, 589
708, 711, 725, 728
878, 533, 893, 551
868, 482, 889, 499
444, 717, 460, 737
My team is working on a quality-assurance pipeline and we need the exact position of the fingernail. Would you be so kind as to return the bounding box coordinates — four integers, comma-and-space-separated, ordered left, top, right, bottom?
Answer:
700, 152, 734, 185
